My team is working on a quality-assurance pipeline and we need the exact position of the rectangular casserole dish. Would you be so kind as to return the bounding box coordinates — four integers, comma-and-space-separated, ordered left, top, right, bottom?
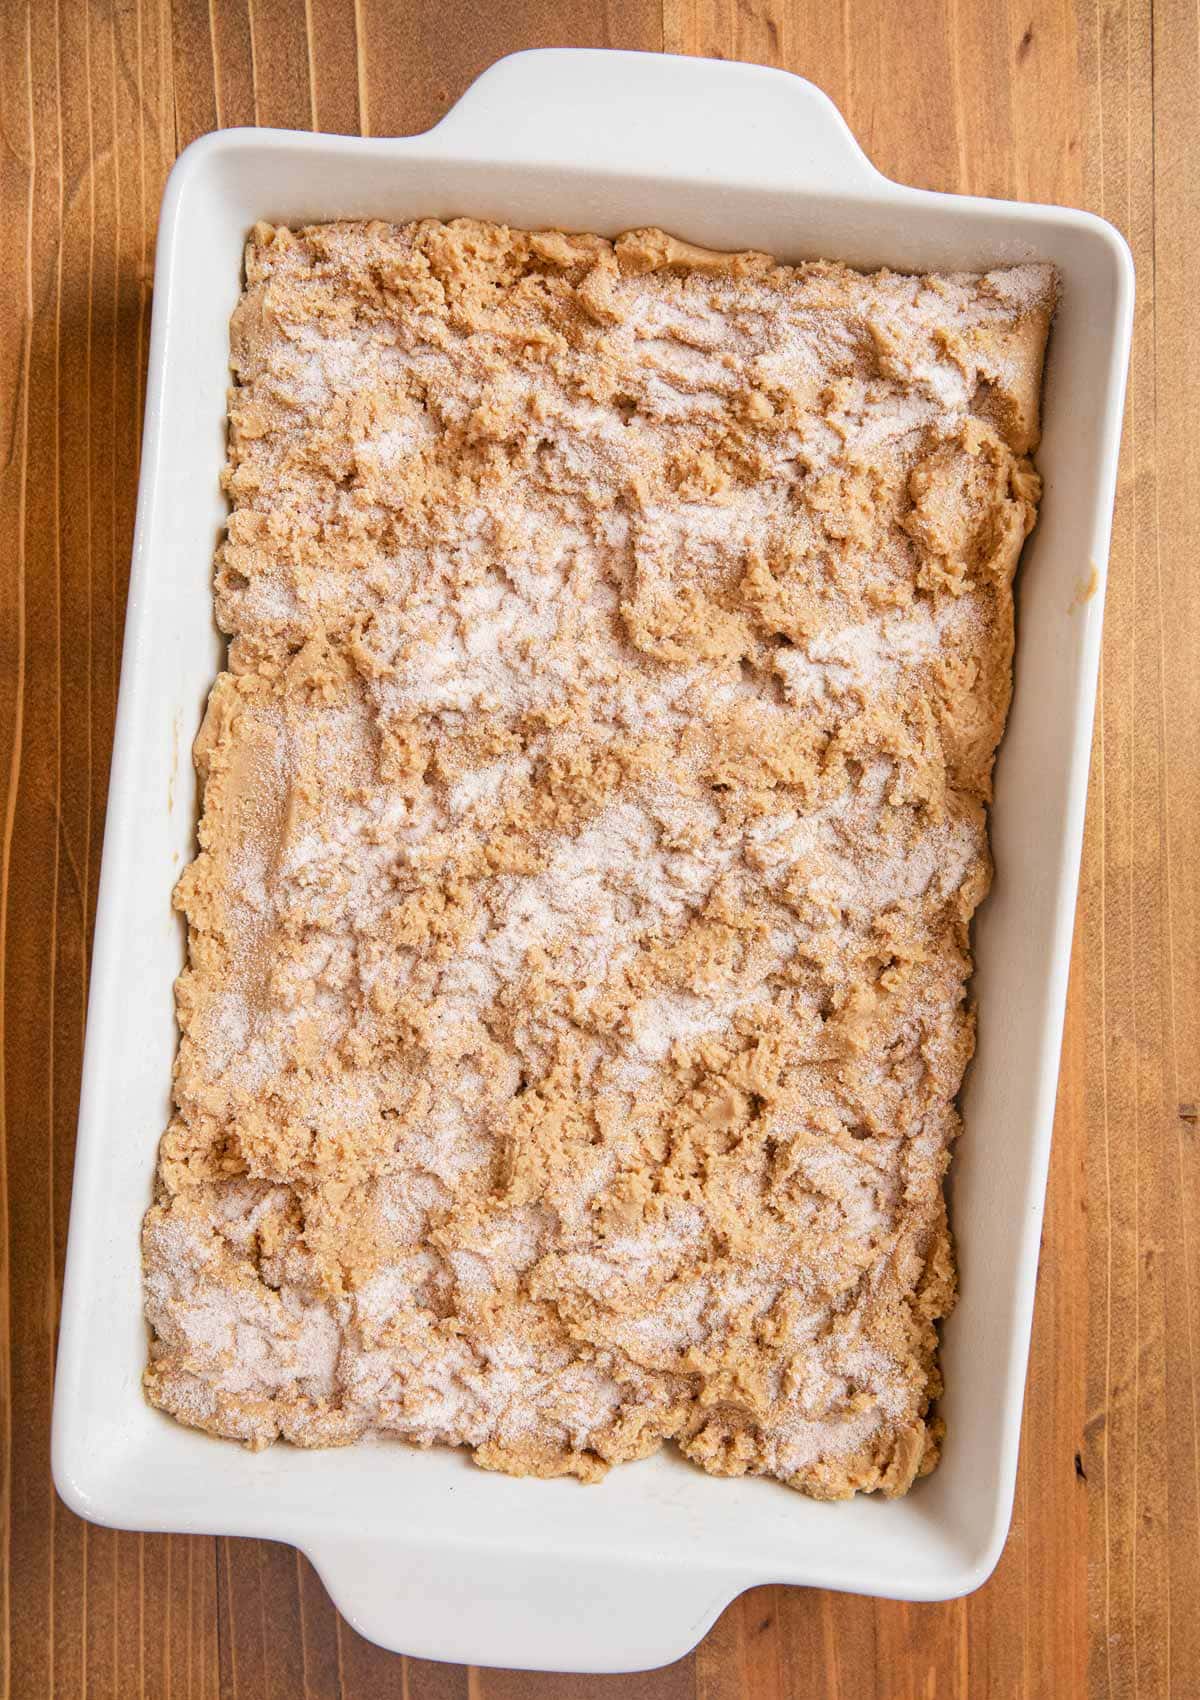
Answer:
52, 47, 1133, 1675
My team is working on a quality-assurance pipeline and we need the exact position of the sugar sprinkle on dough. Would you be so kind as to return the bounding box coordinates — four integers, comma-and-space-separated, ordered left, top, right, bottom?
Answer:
142, 218, 1055, 1499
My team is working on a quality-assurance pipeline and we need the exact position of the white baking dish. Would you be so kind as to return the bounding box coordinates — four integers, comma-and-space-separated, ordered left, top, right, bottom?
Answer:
52, 48, 1132, 1674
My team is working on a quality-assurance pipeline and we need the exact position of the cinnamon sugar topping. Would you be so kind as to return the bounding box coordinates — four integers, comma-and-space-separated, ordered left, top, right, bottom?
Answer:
142, 218, 1055, 1498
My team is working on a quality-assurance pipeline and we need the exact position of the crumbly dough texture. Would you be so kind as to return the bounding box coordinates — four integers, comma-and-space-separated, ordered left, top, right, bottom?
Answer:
143, 218, 1055, 1499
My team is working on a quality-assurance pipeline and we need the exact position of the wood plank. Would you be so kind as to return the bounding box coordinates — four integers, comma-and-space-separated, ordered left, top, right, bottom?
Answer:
476, 1656, 696, 1700
1149, 7, 1200, 1695
354, 0, 663, 139
208, 0, 259, 129
306, 0, 367, 135
9, 0, 70, 1690
57, 13, 102, 1700
1077, 3, 1161, 1697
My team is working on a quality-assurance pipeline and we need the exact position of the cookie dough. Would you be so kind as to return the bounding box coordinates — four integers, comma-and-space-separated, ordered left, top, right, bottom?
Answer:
142, 218, 1055, 1498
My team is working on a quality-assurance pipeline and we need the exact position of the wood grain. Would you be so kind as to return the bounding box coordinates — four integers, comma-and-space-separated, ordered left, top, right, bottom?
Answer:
0, 0, 1191, 1694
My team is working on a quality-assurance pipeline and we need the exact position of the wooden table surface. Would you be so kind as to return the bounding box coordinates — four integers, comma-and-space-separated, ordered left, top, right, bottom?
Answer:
2, 0, 1195, 1694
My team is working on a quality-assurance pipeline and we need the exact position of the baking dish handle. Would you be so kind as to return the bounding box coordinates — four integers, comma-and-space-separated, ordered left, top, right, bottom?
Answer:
426, 48, 880, 192
307, 1535, 737, 1672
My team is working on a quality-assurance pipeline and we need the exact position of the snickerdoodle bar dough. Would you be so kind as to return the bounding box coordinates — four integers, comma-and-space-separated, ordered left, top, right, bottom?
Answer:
142, 218, 1055, 1498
